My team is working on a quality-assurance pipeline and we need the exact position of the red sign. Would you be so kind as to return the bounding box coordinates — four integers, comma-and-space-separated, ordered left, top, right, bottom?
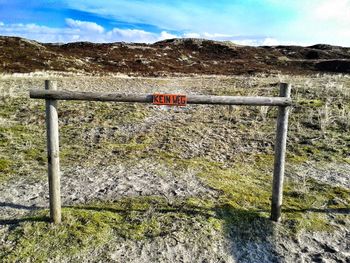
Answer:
153, 94, 187, 106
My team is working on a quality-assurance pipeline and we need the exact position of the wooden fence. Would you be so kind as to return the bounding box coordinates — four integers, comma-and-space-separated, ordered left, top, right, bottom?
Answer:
30, 81, 292, 224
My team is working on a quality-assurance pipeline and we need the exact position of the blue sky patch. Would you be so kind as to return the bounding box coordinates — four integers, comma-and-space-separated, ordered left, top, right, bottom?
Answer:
0, 0, 349, 46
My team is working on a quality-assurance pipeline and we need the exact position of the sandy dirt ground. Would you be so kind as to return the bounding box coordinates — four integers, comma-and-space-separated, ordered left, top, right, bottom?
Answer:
0, 73, 349, 262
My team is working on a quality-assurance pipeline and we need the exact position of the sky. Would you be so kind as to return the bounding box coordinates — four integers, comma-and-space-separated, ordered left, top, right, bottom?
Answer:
0, 0, 349, 46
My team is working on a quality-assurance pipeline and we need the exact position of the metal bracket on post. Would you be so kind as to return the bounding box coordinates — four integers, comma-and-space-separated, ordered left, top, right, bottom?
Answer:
271, 83, 291, 222
45, 80, 61, 224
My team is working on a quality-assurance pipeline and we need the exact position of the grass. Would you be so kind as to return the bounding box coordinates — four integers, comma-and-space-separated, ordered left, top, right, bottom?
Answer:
296, 99, 324, 107
0, 158, 14, 180
0, 97, 149, 181
3, 166, 348, 261
158, 154, 349, 232
0, 74, 349, 261
1, 197, 222, 261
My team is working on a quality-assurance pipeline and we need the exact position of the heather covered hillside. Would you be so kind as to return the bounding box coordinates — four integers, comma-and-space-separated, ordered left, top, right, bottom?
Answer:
1, 36, 350, 75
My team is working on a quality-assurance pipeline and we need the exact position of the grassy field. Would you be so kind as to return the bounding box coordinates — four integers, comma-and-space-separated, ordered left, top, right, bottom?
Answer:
0, 73, 349, 262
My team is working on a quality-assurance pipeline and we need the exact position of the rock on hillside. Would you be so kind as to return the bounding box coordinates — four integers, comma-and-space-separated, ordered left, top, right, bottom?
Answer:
0, 36, 350, 75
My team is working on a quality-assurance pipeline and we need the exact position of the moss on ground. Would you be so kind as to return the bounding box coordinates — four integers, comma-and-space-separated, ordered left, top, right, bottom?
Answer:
1, 77, 348, 182
296, 99, 324, 107
0, 158, 13, 172
0, 123, 46, 181
153, 153, 350, 235
4, 168, 348, 261
0, 97, 149, 182
1, 76, 349, 261
1, 209, 116, 262
1, 197, 221, 262
0, 158, 14, 180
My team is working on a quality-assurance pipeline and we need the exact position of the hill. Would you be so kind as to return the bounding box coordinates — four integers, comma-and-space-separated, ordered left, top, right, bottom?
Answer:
1, 36, 350, 75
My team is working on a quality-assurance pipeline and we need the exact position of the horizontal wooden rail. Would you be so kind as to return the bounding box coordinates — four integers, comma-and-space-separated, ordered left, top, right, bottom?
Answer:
30, 81, 293, 224
29, 89, 292, 106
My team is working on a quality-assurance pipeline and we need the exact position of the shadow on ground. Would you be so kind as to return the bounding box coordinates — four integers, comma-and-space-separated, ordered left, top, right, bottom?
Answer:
1, 200, 347, 262
73, 201, 283, 262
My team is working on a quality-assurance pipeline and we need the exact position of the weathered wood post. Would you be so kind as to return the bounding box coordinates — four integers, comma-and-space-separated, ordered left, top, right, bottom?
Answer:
29, 86, 293, 223
271, 83, 291, 222
45, 80, 61, 224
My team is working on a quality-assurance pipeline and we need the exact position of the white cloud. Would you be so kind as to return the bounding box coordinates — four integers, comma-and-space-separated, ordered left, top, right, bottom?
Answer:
231, 39, 260, 46
62, 0, 208, 32
183, 32, 201, 38
0, 21, 108, 43
184, 32, 234, 40
65, 18, 104, 33
184, 32, 244, 42
0, 22, 74, 42
0, 18, 336, 47
2, 1, 349, 46
0, 20, 296, 46
202, 32, 233, 39
183, 32, 287, 46
230, 38, 273, 46
313, 0, 350, 25
107, 28, 158, 43
309, 0, 350, 43
106, 29, 178, 43
0, 19, 180, 44
159, 31, 178, 40
270, 0, 350, 46
55, 0, 350, 46
184, 32, 238, 41
262, 38, 280, 46
232, 37, 293, 46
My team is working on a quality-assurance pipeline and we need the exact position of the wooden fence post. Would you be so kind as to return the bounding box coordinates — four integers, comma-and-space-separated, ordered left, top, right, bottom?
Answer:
45, 80, 61, 224
271, 83, 291, 222
29, 84, 293, 224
